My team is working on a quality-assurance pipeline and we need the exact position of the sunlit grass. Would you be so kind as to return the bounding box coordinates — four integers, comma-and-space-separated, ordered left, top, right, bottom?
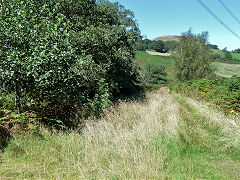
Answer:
212, 62, 240, 78
1, 89, 240, 179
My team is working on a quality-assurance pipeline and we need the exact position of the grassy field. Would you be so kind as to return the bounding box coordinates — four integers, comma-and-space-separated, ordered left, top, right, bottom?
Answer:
212, 62, 240, 78
1, 88, 240, 179
135, 51, 174, 80
135, 51, 173, 68
136, 51, 240, 79
213, 49, 240, 60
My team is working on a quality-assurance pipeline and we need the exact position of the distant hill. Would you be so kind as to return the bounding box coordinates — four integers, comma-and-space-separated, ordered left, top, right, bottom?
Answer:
153, 35, 180, 42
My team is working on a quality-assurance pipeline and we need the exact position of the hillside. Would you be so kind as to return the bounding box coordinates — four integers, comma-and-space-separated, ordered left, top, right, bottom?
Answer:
153, 35, 180, 42
213, 49, 240, 60
212, 62, 240, 78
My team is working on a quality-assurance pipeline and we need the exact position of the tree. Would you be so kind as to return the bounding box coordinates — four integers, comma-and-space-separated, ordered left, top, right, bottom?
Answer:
233, 48, 240, 53
224, 51, 232, 60
174, 29, 213, 81
57, 0, 141, 97
149, 40, 164, 52
207, 44, 218, 50
0, 0, 140, 119
136, 39, 151, 51
164, 41, 178, 52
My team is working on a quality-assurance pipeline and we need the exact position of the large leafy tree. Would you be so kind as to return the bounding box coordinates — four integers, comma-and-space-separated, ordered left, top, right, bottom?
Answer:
57, 0, 140, 96
149, 40, 164, 52
174, 29, 213, 81
0, 0, 140, 118
164, 41, 178, 52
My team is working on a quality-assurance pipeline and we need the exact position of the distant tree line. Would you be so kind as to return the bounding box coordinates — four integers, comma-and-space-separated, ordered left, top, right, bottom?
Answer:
233, 48, 240, 53
136, 39, 178, 53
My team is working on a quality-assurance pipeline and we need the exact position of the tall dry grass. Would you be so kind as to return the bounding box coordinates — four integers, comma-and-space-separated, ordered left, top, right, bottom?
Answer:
1, 88, 240, 179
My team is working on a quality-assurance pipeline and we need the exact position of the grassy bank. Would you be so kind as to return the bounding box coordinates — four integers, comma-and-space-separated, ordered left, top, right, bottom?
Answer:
212, 62, 240, 78
1, 88, 240, 179
172, 77, 240, 115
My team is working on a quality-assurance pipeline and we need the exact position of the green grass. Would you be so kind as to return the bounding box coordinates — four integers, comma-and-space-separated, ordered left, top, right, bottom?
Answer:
1, 89, 240, 179
135, 51, 174, 68
135, 50, 240, 79
213, 49, 240, 60
212, 62, 240, 78
135, 51, 175, 81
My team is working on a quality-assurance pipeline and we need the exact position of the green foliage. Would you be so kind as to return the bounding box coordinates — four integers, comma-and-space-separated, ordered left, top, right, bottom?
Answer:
172, 77, 240, 114
136, 39, 151, 51
164, 41, 178, 52
90, 78, 111, 116
144, 63, 167, 84
0, 91, 15, 110
136, 39, 165, 53
174, 29, 213, 81
223, 50, 232, 60
149, 40, 165, 52
233, 48, 240, 53
0, 0, 140, 126
207, 44, 218, 50
57, 0, 141, 97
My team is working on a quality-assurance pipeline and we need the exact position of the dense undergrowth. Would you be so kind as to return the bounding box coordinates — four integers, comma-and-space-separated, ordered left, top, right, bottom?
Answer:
172, 77, 240, 115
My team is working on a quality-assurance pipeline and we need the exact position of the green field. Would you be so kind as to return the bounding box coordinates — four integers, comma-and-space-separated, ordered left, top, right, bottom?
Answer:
213, 49, 240, 60
135, 51, 174, 68
213, 62, 240, 78
136, 51, 240, 79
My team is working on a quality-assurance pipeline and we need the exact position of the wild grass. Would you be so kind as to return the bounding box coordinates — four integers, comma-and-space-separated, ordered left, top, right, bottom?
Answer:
212, 62, 240, 78
1, 88, 240, 179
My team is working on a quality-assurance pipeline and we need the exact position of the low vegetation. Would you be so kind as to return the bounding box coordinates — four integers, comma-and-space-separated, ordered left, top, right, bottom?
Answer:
213, 62, 240, 78
1, 0, 240, 178
172, 77, 240, 115
1, 89, 240, 179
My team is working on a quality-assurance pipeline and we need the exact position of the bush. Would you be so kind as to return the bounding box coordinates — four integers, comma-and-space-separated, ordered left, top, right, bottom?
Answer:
224, 51, 232, 60
144, 63, 167, 84
0, 0, 140, 126
174, 29, 213, 81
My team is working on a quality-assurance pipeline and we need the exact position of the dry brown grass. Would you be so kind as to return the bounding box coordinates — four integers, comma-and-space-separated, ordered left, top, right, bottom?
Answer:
146, 50, 171, 56
80, 88, 181, 178
185, 97, 240, 150
1, 88, 240, 179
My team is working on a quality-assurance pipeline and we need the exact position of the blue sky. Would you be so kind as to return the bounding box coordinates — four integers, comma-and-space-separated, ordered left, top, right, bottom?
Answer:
110, 0, 240, 51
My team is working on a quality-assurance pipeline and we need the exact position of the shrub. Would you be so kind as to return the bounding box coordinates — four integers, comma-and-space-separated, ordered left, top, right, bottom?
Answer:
174, 29, 213, 81
224, 51, 232, 60
144, 63, 167, 84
